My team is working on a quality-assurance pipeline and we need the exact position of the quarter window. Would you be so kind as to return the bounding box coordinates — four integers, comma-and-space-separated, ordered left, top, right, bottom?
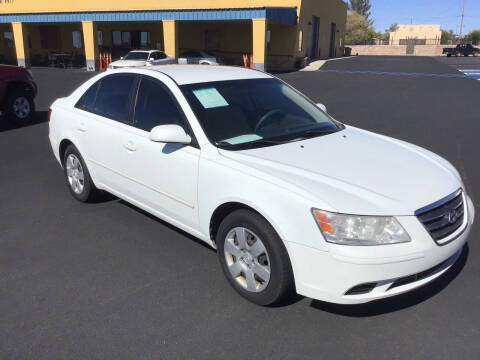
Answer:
133, 77, 184, 132
75, 81, 99, 111
94, 75, 136, 122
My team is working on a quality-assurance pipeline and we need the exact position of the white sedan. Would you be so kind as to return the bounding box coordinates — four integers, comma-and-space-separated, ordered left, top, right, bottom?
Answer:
48, 65, 475, 306
108, 50, 175, 69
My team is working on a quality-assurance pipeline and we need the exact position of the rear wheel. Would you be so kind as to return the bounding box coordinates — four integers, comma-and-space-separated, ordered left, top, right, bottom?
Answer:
216, 209, 294, 305
5, 90, 34, 122
63, 145, 98, 202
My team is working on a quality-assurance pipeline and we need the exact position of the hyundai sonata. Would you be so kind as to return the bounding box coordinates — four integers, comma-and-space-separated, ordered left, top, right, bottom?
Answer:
48, 65, 475, 305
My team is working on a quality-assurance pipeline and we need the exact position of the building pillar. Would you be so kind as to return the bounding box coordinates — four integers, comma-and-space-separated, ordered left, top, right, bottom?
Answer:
82, 21, 99, 71
162, 20, 178, 59
252, 18, 267, 71
11, 22, 30, 68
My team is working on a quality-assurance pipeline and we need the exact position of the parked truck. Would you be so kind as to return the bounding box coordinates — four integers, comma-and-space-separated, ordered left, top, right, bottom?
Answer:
443, 44, 479, 57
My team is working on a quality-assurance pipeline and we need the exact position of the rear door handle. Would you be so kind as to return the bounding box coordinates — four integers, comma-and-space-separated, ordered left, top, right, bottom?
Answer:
77, 122, 87, 132
123, 140, 137, 152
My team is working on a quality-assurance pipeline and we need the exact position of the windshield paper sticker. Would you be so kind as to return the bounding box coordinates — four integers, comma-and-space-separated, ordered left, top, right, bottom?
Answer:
192, 87, 229, 109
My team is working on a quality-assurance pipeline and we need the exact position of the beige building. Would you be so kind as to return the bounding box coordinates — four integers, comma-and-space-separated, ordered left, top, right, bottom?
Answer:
0, 0, 347, 71
389, 24, 441, 45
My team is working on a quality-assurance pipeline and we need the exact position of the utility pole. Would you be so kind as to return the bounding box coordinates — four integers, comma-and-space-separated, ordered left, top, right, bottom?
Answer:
459, 0, 466, 40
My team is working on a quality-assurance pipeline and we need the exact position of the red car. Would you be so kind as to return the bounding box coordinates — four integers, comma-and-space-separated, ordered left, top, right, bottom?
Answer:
0, 64, 37, 122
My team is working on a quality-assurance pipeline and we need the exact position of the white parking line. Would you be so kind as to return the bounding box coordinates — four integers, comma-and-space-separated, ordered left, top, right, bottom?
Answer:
458, 69, 480, 80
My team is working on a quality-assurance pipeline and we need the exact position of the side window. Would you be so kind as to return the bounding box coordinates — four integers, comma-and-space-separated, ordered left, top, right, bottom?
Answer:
157, 52, 167, 59
75, 81, 99, 111
133, 77, 184, 132
94, 74, 136, 122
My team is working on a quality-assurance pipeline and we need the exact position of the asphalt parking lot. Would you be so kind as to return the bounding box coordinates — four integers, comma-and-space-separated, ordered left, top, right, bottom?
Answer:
1, 56, 479, 359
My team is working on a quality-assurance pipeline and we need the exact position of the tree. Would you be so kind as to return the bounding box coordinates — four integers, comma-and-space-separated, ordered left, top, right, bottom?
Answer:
441, 29, 456, 44
345, 11, 377, 45
465, 29, 480, 45
349, 0, 372, 22
388, 23, 399, 33
382, 24, 399, 44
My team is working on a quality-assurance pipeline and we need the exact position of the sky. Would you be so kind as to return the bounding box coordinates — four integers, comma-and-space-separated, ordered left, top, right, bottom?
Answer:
367, 0, 480, 35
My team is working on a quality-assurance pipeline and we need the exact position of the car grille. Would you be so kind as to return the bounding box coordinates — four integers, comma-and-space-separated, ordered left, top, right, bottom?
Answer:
415, 189, 465, 245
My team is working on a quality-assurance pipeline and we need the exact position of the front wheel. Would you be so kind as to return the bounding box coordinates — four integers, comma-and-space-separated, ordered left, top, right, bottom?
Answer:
216, 209, 295, 305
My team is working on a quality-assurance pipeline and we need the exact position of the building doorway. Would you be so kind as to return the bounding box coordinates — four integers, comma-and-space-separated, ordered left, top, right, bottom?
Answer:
329, 22, 336, 57
309, 16, 319, 59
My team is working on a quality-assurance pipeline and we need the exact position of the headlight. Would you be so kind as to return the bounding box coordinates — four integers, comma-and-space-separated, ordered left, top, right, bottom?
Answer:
311, 209, 411, 246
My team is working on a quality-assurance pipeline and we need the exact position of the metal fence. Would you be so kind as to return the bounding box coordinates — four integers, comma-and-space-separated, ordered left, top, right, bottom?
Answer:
347, 39, 477, 46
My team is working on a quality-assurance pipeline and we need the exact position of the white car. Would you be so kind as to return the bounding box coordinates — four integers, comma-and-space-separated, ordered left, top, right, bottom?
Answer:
178, 50, 221, 65
108, 50, 175, 70
48, 65, 475, 306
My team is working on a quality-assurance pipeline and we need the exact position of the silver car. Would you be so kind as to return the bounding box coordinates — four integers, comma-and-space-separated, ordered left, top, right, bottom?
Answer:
108, 50, 175, 69
178, 50, 222, 65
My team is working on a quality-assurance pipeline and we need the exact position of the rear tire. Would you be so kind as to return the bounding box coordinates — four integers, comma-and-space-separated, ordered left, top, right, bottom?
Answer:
62, 145, 98, 202
216, 209, 295, 306
5, 90, 34, 122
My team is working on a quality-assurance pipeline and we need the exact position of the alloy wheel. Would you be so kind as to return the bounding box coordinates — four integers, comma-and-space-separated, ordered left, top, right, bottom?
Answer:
224, 227, 271, 293
13, 97, 31, 119
66, 154, 85, 194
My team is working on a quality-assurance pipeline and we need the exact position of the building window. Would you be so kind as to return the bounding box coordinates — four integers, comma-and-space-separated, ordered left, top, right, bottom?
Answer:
140, 31, 150, 48
4, 31, 13, 49
98, 31, 103, 46
72, 31, 83, 49
205, 30, 220, 51
298, 30, 303, 52
113, 31, 122, 46
266, 30, 271, 52
122, 32, 131, 47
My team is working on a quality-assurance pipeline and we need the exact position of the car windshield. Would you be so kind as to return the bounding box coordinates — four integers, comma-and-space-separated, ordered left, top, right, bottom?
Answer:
181, 78, 342, 150
123, 52, 149, 60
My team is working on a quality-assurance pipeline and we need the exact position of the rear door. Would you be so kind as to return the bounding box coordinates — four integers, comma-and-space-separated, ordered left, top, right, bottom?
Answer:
74, 73, 138, 193
120, 75, 200, 229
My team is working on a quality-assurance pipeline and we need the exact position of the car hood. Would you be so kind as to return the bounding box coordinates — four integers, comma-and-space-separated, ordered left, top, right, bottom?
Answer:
110, 60, 146, 68
218, 126, 462, 215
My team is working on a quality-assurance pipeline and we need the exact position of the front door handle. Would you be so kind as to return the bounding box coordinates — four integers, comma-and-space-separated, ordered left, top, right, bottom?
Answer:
123, 140, 136, 152
77, 122, 87, 132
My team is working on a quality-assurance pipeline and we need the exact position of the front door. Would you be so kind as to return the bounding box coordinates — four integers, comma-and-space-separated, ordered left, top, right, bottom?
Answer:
121, 75, 200, 230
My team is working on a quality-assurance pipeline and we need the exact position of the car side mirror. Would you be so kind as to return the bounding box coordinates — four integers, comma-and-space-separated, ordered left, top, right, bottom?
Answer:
316, 103, 327, 113
150, 124, 191, 144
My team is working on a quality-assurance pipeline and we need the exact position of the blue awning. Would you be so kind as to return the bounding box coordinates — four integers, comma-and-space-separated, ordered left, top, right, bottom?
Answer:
0, 7, 297, 25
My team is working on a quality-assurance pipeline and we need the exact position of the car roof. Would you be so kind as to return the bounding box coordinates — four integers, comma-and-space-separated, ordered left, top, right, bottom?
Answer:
146, 65, 272, 85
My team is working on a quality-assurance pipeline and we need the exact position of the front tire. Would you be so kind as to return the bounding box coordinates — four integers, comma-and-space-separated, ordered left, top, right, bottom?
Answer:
216, 209, 294, 306
63, 145, 98, 202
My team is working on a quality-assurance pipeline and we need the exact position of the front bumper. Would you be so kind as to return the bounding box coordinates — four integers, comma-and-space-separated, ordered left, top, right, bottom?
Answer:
289, 195, 474, 304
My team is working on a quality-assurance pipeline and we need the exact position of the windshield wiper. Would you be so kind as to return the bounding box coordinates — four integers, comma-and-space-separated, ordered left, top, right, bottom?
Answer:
216, 138, 285, 150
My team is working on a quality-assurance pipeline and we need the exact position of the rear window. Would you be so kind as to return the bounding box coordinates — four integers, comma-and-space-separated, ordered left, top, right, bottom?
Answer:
93, 74, 137, 122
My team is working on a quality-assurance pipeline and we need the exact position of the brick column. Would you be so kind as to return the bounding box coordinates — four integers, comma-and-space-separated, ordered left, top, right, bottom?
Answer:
162, 20, 178, 60
82, 21, 99, 71
11, 22, 30, 68
252, 18, 267, 71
